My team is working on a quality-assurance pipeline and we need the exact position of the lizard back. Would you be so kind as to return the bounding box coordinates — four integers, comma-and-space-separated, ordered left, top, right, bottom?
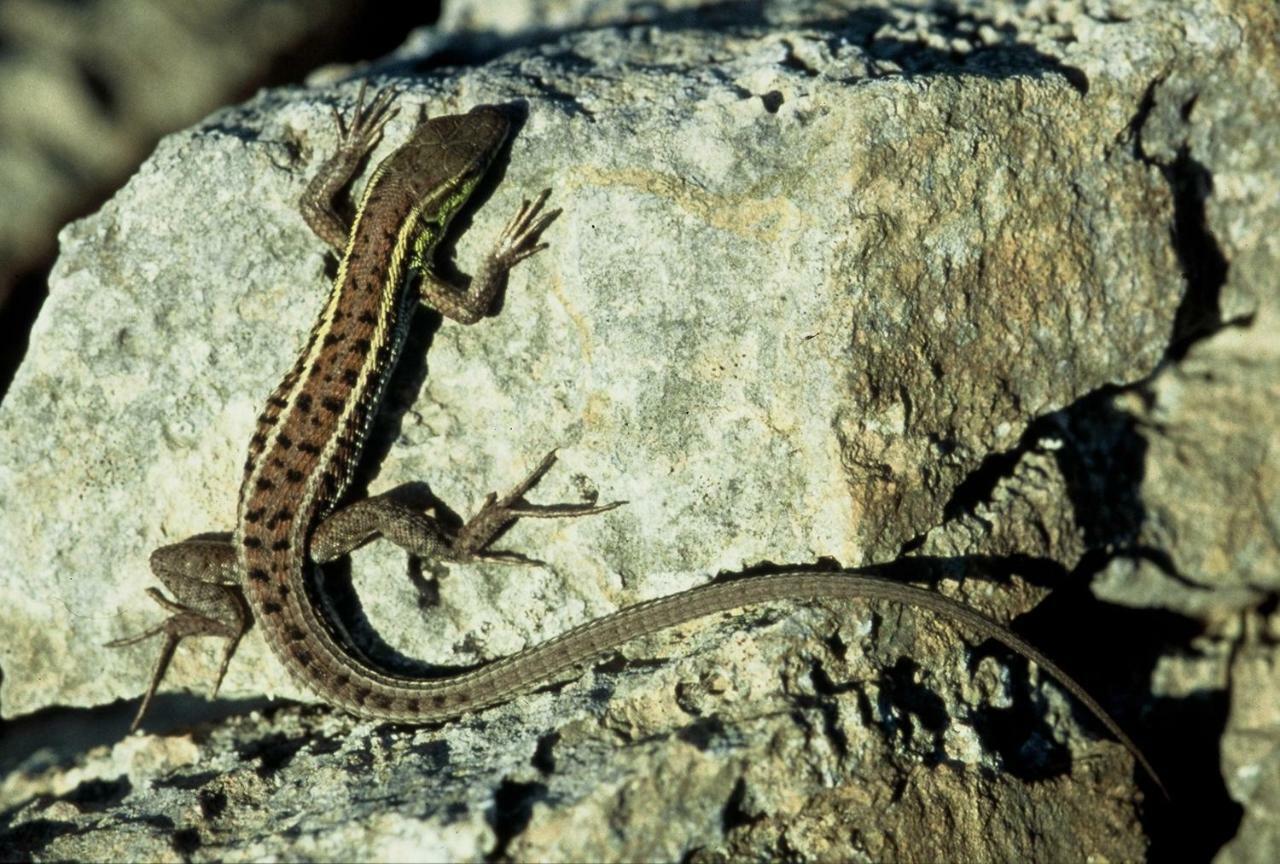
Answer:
234, 105, 513, 716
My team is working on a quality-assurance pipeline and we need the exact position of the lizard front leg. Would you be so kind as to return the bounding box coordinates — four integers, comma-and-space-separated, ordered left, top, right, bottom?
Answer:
413, 189, 561, 324
107, 536, 247, 732
300, 82, 399, 253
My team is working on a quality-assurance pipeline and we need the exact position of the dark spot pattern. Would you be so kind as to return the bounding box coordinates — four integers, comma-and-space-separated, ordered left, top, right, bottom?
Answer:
233, 185, 429, 715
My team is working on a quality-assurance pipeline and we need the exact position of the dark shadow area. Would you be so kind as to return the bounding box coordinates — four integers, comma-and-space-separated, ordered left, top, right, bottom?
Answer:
236, 728, 322, 779
396, 1, 1088, 94
0, 269, 48, 400
1050, 389, 1149, 550
792, 661, 857, 760
870, 656, 952, 768
0, 695, 274, 783
721, 776, 763, 833
1125, 80, 1234, 361
1024, 570, 1243, 861
940, 410, 1076, 527
1163, 145, 1232, 359
724, 550, 1224, 811
942, 387, 1149, 551
314, 549, 475, 679
485, 778, 548, 862
932, 381, 1243, 849
531, 730, 559, 773
0, 811, 83, 864
0, 694, 274, 861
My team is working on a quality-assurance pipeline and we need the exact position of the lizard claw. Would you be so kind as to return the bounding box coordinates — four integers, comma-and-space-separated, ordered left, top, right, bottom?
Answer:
492, 189, 561, 269
452, 450, 624, 559
337, 81, 400, 154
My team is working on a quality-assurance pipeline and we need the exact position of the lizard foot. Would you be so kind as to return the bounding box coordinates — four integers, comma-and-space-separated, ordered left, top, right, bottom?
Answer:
454, 449, 625, 562
107, 586, 245, 732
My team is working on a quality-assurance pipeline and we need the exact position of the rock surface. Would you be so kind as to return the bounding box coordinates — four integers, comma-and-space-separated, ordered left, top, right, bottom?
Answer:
1, 0, 1276, 860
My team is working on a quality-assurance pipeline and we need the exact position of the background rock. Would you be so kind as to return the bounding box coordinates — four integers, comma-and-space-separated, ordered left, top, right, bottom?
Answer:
0, 0, 420, 390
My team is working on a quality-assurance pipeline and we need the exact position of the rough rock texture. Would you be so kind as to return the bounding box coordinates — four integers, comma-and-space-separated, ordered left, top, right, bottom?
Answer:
1, 0, 1276, 860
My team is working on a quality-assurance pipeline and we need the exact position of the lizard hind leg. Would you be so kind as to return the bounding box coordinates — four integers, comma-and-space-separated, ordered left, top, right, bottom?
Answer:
453, 450, 625, 563
106, 537, 247, 732
308, 451, 623, 569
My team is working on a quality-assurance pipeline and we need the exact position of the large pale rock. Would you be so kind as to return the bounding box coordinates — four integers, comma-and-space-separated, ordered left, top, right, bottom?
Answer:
2, 0, 1276, 860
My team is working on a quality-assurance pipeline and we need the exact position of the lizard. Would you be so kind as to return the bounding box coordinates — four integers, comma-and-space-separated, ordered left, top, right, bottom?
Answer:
109, 84, 1163, 795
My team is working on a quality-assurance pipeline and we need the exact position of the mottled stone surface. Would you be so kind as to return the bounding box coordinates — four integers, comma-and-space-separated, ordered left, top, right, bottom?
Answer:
1, 0, 1276, 860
